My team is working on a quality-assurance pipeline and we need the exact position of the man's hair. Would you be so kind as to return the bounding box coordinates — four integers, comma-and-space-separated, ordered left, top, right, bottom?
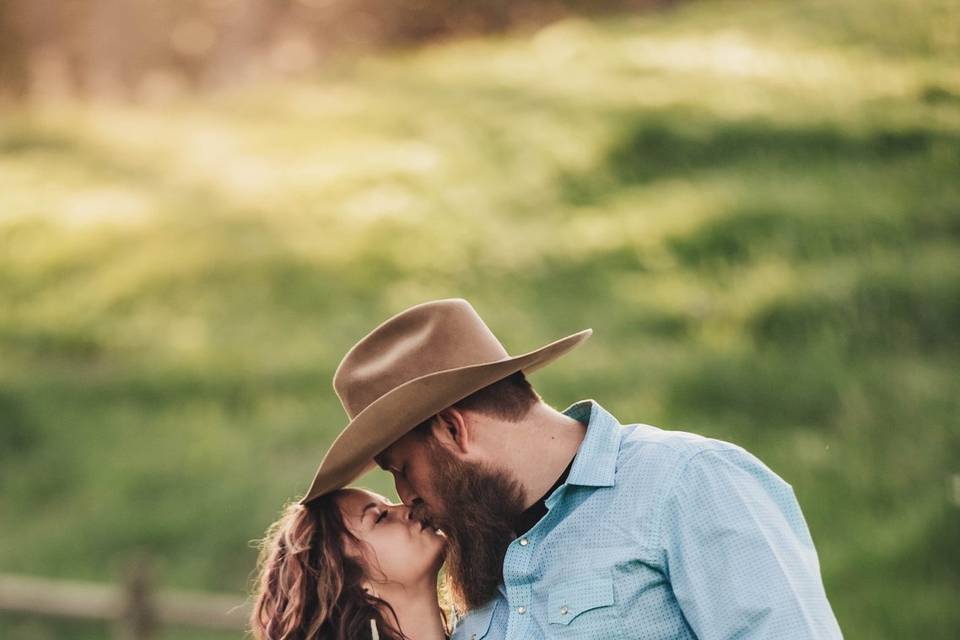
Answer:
414, 370, 540, 435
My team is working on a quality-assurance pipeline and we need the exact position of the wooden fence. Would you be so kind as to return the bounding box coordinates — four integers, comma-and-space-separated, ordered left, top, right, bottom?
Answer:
0, 559, 251, 639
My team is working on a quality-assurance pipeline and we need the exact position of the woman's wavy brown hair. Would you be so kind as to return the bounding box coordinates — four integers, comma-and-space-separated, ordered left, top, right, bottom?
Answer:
248, 490, 448, 640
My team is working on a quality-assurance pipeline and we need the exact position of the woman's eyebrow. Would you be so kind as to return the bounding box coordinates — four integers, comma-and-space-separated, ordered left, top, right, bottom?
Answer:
360, 502, 379, 522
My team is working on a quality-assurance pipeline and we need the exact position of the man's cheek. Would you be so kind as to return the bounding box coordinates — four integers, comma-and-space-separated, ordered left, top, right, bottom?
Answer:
422, 485, 448, 519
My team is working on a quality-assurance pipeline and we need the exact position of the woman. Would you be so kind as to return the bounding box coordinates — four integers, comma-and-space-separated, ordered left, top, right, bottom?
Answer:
249, 487, 450, 640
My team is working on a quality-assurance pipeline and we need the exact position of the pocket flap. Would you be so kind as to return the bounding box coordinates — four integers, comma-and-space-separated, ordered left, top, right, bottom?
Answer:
547, 575, 616, 625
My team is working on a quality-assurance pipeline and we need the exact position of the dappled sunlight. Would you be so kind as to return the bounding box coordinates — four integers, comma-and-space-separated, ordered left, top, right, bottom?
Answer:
618, 29, 926, 104
58, 187, 153, 228
623, 31, 837, 82
341, 183, 420, 223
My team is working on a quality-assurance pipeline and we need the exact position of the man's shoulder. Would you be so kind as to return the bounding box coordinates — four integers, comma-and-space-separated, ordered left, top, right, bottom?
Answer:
618, 421, 746, 468
616, 422, 788, 497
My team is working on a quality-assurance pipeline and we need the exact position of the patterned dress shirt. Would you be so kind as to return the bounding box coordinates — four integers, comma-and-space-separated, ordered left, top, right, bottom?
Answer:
449, 399, 843, 640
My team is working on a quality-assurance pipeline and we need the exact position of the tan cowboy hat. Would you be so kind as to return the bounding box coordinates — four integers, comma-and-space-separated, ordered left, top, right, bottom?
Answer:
299, 298, 592, 504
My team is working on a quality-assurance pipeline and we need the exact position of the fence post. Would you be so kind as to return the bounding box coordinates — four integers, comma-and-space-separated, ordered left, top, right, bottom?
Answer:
115, 556, 156, 640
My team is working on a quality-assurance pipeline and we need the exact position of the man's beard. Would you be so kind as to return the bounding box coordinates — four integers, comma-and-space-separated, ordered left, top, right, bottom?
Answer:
421, 436, 526, 612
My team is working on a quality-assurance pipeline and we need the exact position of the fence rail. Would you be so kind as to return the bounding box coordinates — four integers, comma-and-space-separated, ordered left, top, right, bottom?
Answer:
0, 561, 251, 638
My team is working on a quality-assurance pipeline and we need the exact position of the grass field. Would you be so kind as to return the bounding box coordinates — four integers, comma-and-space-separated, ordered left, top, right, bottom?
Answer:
1, 0, 959, 638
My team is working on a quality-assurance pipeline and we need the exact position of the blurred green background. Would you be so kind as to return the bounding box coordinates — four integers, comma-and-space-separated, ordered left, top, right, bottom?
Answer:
1, 0, 959, 638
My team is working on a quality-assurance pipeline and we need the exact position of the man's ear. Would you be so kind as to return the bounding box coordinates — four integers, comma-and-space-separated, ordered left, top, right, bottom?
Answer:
430, 407, 472, 456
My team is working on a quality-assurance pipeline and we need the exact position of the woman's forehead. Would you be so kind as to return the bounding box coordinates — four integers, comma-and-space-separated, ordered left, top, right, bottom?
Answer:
337, 488, 391, 518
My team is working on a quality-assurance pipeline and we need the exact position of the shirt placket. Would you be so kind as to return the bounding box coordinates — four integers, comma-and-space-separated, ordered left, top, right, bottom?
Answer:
502, 531, 535, 639
502, 483, 570, 640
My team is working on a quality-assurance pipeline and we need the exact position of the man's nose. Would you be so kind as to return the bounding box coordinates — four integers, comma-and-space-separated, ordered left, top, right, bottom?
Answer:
404, 497, 427, 521
396, 477, 417, 505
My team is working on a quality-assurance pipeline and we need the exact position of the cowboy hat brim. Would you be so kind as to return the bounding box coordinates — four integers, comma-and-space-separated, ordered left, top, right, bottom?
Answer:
299, 327, 592, 504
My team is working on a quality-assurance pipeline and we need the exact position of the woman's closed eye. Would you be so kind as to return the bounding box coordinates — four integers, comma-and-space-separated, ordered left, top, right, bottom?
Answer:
375, 510, 388, 524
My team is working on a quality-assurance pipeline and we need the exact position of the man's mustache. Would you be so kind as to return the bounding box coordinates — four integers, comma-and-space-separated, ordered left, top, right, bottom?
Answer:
409, 500, 442, 532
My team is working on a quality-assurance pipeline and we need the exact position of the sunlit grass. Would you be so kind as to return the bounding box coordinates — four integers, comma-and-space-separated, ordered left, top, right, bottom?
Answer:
1, 0, 959, 638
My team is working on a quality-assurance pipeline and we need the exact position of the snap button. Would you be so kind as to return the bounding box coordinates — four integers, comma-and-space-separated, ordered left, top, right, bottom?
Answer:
560, 605, 569, 616
517, 606, 527, 615
519, 538, 529, 546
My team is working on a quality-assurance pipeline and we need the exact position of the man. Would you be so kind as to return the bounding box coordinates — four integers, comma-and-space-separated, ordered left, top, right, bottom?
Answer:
300, 298, 843, 639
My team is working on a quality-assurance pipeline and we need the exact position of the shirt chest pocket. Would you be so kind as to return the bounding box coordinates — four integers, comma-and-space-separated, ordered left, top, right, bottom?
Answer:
546, 574, 624, 638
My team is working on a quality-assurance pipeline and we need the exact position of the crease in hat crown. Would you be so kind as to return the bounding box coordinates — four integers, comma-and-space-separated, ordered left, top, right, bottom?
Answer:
333, 298, 512, 418
300, 297, 592, 503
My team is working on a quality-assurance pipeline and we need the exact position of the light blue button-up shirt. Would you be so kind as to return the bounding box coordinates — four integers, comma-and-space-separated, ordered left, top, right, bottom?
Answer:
450, 399, 842, 640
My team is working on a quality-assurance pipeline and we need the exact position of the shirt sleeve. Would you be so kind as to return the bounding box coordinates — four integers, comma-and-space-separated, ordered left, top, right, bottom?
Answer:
658, 446, 843, 639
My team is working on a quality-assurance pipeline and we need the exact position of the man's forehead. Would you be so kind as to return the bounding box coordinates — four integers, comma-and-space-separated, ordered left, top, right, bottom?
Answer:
374, 432, 421, 468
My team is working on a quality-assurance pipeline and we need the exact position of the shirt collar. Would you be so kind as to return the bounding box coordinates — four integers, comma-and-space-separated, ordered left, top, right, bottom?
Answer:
548, 399, 621, 500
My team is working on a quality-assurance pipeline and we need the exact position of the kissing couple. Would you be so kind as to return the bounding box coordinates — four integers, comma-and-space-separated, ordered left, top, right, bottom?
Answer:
248, 299, 843, 639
